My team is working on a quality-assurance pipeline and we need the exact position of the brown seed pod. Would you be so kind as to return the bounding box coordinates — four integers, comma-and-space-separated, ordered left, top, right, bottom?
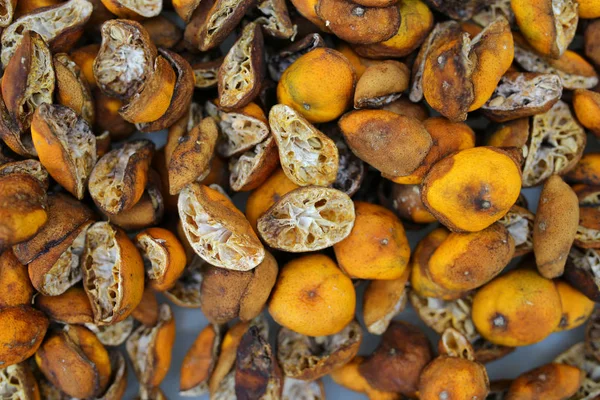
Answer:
409, 291, 514, 364
277, 321, 362, 380
353, 61, 410, 109
93, 19, 158, 100
359, 321, 432, 397
282, 378, 325, 400
94, 90, 136, 141
315, 0, 400, 45
0, 250, 34, 307
141, 16, 182, 48
54, 53, 95, 125
256, 0, 296, 39
339, 109, 432, 178
514, 35, 599, 90
497, 205, 535, 257
363, 270, 409, 335
34, 286, 94, 324
88, 139, 155, 215
2, 31, 55, 133
163, 255, 205, 308
165, 106, 218, 195
482, 72, 563, 122
565, 247, 600, 302
0, 173, 48, 251
31, 104, 96, 200
107, 169, 164, 231
506, 362, 584, 400
269, 104, 339, 187
178, 183, 264, 271
135, 227, 186, 292
229, 135, 280, 192
82, 221, 145, 325
268, 33, 325, 82
0, 362, 40, 400
131, 286, 159, 326
257, 186, 355, 252
0, 306, 48, 367
126, 304, 175, 388
0, 160, 48, 190
235, 325, 283, 400
200, 251, 278, 324
85, 317, 135, 347
217, 22, 265, 111
180, 324, 223, 396
100, 0, 161, 19
534, 175, 579, 278
522, 101, 586, 187
0, 0, 93, 68
16, 195, 92, 295
184, 0, 256, 52
136, 49, 195, 133
35, 325, 111, 399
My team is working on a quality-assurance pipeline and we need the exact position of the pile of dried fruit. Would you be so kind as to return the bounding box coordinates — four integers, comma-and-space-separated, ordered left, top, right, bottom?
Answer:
1, 0, 600, 398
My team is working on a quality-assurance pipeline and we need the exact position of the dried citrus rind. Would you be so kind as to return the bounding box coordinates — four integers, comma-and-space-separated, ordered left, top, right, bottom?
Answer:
363, 272, 409, 335
482, 72, 563, 122
277, 320, 361, 380
554, 342, 600, 400
85, 317, 135, 346
428, 0, 488, 20
93, 19, 158, 100
267, 33, 325, 82
2, 31, 55, 132
326, 125, 364, 197
0, 0, 93, 68
0, 362, 40, 400
0, 0, 15, 27
135, 227, 186, 292
212, 102, 270, 158
34, 286, 94, 324
257, 186, 355, 252
565, 247, 600, 302
180, 324, 222, 396
522, 101, 585, 187
0, 159, 48, 189
178, 183, 265, 271
269, 104, 339, 187
31, 104, 96, 200
88, 139, 155, 215
189, 55, 222, 89
164, 255, 205, 308
497, 205, 535, 257
82, 221, 145, 325
101, 0, 162, 19
217, 22, 264, 111
229, 135, 279, 192
353, 61, 409, 109
256, 0, 296, 39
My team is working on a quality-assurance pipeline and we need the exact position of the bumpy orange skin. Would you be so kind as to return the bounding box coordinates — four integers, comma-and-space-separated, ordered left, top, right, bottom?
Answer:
579, 0, 600, 18
0, 306, 49, 367
180, 324, 216, 392
507, 363, 584, 400
486, 118, 530, 148
472, 269, 563, 347
418, 356, 489, 400
34, 286, 94, 325
334, 202, 410, 280
268, 254, 356, 337
573, 89, 600, 137
335, 42, 379, 79
245, 169, 299, 232
421, 146, 522, 232
555, 280, 594, 331
0, 250, 35, 307
566, 153, 600, 186
390, 117, 475, 185
277, 48, 356, 123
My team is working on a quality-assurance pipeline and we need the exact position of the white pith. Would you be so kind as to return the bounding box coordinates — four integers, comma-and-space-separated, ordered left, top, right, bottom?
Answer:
357, 93, 403, 109
498, 210, 533, 249
282, 378, 323, 400
0, 365, 26, 399
367, 291, 407, 335
217, 111, 269, 157
178, 185, 263, 270
483, 74, 562, 111
571, 248, 600, 284
256, 0, 297, 39
258, 187, 355, 252
83, 222, 122, 324
0, 0, 93, 67
269, 105, 338, 186
41, 225, 87, 296
576, 226, 600, 245
410, 23, 445, 102
552, 0, 578, 56
522, 101, 585, 186
137, 234, 167, 281
0, 0, 14, 28
193, 68, 218, 88
220, 24, 256, 105
56, 54, 94, 124
229, 136, 273, 191
0, 160, 48, 185
85, 317, 134, 346
119, 0, 162, 17
472, 0, 515, 28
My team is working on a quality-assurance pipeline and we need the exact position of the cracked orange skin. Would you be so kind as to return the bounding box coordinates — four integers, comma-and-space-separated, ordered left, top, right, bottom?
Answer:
277, 48, 356, 123
472, 269, 562, 347
268, 254, 355, 337
421, 146, 522, 232
554, 280, 594, 331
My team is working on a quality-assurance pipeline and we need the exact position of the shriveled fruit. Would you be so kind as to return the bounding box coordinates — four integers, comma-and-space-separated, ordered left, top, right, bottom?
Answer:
164, 255, 205, 308
0, 305, 48, 367
101, 0, 161, 19
257, 186, 355, 252
0, 250, 34, 307
34, 286, 94, 324
180, 324, 222, 396
0, 362, 40, 400
555, 280, 594, 331
330, 357, 400, 399
565, 247, 600, 302
573, 89, 600, 138
53, 53, 94, 125
135, 227, 186, 291
268, 254, 355, 336
506, 362, 584, 400
178, 183, 264, 271
208, 320, 250, 395
229, 135, 279, 192
498, 205, 535, 257
255, 0, 296, 39
362, 268, 409, 335
85, 317, 135, 347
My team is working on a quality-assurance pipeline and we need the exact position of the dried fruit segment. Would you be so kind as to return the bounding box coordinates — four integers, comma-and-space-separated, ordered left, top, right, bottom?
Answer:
135, 227, 186, 291
164, 255, 205, 308
53, 53, 94, 125
229, 136, 279, 192
101, 0, 162, 19
258, 186, 355, 252
256, 0, 296, 39
178, 183, 265, 271
31, 104, 96, 199
180, 324, 222, 396
0, 363, 40, 400
269, 104, 338, 187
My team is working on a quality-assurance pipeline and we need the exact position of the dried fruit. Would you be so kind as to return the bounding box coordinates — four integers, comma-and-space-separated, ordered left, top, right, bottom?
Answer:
100, 0, 161, 19
34, 286, 94, 324
353, 61, 409, 109
362, 270, 409, 335
506, 362, 584, 400
257, 186, 355, 252
573, 89, 600, 138
385, 183, 436, 224
330, 357, 400, 399
0, 362, 40, 400
0, 305, 48, 367
556, 280, 594, 331
53, 53, 94, 125
208, 320, 250, 395
180, 324, 222, 396
142, 16, 182, 48
268, 254, 355, 336
256, 0, 296, 39
498, 205, 535, 257
565, 247, 600, 302
131, 286, 159, 326
163, 255, 205, 308
85, 317, 135, 346
178, 183, 264, 271
0, 250, 34, 307
229, 135, 279, 192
